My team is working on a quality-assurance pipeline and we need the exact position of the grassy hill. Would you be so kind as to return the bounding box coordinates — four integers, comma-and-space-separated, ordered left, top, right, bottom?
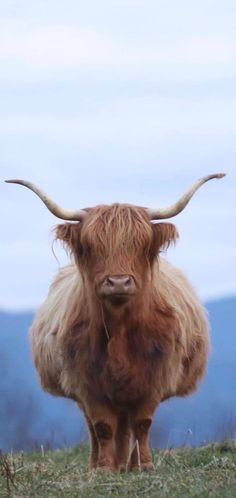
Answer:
0, 442, 235, 498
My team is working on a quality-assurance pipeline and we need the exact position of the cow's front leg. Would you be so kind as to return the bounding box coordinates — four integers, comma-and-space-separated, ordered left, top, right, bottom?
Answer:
129, 407, 156, 471
115, 411, 131, 472
86, 404, 117, 471
85, 415, 99, 470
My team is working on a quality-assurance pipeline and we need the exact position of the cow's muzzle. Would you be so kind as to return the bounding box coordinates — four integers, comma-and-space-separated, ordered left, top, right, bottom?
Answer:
98, 275, 136, 303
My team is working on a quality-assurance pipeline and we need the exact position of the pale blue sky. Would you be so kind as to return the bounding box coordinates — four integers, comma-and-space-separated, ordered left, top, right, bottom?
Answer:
0, 0, 235, 309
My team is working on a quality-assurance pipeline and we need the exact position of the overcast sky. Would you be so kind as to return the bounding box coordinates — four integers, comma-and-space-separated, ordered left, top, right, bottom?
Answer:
0, 0, 235, 310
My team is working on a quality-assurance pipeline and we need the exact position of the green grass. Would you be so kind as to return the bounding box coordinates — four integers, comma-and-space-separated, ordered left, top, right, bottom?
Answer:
0, 441, 236, 498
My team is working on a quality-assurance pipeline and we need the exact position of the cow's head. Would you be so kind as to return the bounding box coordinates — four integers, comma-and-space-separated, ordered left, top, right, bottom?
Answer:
5, 173, 225, 311
55, 204, 178, 308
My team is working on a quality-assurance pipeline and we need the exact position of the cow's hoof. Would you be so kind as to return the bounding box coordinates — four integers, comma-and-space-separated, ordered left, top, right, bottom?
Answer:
141, 462, 155, 472
118, 464, 127, 473
129, 462, 155, 472
96, 465, 117, 473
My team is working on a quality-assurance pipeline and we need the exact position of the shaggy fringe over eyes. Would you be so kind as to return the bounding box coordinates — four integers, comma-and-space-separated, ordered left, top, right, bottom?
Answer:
54, 205, 155, 262
53, 207, 179, 268
79, 204, 154, 255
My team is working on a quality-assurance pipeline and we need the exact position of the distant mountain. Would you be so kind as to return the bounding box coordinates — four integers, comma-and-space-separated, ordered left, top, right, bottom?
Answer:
0, 297, 235, 451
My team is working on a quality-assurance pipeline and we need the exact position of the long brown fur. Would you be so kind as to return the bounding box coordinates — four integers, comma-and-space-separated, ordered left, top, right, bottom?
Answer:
30, 204, 209, 471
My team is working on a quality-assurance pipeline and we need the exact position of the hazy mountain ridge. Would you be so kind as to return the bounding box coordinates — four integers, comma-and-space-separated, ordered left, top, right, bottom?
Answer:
0, 296, 235, 451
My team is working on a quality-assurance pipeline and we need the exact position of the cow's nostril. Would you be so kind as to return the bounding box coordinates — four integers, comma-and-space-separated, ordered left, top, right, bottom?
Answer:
107, 277, 115, 287
124, 276, 132, 286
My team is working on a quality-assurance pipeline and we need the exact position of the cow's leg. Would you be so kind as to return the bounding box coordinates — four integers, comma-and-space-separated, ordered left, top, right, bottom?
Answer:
86, 404, 117, 471
85, 415, 99, 470
129, 406, 155, 471
115, 411, 131, 472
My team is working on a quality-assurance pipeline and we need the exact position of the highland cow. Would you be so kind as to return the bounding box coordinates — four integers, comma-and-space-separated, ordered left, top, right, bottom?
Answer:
6, 173, 225, 472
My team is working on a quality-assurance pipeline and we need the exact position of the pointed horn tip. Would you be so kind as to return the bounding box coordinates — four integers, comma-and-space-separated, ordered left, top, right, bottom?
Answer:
5, 179, 20, 184
216, 173, 226, 179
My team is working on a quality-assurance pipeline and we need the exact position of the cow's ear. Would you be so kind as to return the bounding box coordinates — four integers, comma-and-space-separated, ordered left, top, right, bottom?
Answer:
55, 223, 81, 253
151, 222, 179, 255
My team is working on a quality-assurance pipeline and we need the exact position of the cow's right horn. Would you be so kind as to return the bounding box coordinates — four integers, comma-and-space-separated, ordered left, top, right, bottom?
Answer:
5, 179, 87, 221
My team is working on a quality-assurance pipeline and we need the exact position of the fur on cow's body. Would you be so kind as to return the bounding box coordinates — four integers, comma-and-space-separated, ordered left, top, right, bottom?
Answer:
30, 204, 210, 472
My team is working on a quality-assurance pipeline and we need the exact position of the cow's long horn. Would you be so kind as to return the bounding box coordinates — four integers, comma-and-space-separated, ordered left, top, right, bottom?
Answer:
5, 179, 87, 221
147, 173, 226, 220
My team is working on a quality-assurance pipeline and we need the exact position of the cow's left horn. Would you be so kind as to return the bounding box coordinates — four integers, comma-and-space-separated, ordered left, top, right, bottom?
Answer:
147, 173, 226, 220
5, 179, 87, 221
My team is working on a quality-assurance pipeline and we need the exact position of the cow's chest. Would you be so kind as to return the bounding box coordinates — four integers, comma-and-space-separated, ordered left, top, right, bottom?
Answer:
87, 331, 162, 405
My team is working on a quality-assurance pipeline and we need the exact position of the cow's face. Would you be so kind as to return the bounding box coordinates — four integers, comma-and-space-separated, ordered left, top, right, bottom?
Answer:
56, 204, 178, 309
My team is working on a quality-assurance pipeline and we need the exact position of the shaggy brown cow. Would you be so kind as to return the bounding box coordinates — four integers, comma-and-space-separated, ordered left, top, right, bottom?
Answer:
6, 173, 225, 472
